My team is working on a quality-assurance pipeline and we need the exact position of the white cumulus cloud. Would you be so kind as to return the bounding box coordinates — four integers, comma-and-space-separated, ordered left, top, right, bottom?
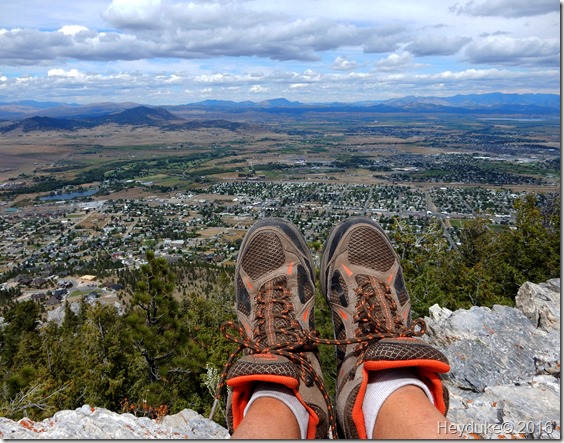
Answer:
465, 36, 560, 67
250, 84, 268, 92
332, 56, 358, 71
47, 68, 85, 78
451, 0, 557, 18
375, 52, 414, 72
58, 25, 90, 36
102, 0, 163, 28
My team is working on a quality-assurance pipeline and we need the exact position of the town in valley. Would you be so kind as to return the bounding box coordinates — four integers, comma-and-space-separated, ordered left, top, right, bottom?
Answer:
0, 96, 560, 314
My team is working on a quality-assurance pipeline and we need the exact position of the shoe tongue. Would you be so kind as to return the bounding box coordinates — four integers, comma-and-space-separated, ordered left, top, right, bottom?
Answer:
258, 276, 296, 345
355, 274, 396, 333
356, 274, 376, 293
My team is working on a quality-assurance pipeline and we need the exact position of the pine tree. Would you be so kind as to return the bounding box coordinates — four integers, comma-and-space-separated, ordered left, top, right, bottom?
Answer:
126, 251, 185, 384
80, 303, 140, 409
1, 301, 41, 367
507, 194, 560, 285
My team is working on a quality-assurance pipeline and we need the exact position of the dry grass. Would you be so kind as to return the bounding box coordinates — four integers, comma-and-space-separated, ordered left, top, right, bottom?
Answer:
93, 187, 161, 201
0, 119, 558, 198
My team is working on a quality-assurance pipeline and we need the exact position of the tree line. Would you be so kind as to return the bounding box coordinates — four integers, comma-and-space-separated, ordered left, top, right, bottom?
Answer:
0, 256, 235, 422
400, 193, 560, 316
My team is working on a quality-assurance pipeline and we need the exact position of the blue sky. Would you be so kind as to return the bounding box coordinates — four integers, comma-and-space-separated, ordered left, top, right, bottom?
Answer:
0, 0, 560, 104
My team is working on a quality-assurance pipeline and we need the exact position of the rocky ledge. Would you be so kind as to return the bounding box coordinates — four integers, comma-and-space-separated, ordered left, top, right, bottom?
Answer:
0, 406, 230, 439
425, 278, 560, 439
0, 279, 560, 439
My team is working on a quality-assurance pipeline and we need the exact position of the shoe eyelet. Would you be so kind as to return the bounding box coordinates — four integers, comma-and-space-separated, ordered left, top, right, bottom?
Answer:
305, 374, 314, 387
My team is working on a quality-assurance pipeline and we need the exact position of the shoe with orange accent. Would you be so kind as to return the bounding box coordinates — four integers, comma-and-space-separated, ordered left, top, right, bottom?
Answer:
215, 218, 333, 439
320, 216, 451, 439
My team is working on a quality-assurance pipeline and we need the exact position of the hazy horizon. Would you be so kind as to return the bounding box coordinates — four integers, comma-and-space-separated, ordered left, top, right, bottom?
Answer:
1, 91, 560, 109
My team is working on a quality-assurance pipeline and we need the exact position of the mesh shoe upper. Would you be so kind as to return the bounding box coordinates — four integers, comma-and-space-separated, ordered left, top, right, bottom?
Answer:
320, 217, 450, 439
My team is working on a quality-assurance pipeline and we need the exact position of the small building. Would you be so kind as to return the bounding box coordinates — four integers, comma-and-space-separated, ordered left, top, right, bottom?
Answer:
31, 277, 48, 288
15, 275, 33, 286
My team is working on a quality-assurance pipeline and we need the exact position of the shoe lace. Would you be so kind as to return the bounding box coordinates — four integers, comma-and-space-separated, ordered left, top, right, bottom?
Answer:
211, 278, 338, 438
326, 275, 426, 375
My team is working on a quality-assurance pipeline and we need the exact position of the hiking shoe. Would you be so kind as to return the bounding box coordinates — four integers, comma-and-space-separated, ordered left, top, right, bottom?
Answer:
216, 218, 333, 439
320, 217, 450, 439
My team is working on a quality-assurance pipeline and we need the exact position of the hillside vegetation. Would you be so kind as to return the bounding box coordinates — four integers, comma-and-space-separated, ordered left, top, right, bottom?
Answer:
0, 193, 560, 423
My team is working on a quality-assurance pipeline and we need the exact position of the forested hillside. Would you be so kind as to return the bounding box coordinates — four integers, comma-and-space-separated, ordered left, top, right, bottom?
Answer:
0, 194, 559, 423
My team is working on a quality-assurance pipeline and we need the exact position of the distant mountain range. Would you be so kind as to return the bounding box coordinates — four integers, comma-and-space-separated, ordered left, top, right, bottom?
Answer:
169, 93, 561, 116
0, 93, 559, 132
0, 106, 249, 133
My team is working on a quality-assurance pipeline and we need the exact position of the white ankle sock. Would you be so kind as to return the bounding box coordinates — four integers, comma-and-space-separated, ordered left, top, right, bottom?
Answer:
244, 382, 309, 439
362, 368, 434, 439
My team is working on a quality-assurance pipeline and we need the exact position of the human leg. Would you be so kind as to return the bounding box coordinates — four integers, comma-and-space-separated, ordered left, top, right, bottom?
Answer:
232, 396, 300, 439
320, 216, 459, 439
215, 218, 333, 439
372, 384, 459, 439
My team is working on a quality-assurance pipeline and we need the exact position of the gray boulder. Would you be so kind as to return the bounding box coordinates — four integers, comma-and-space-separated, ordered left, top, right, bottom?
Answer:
515, 279, 560, 333
425, 279, 560, 439
46, 302, 81, 326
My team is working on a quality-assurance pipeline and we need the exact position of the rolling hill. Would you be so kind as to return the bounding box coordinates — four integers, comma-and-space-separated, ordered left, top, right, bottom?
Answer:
0, 106, 250, 133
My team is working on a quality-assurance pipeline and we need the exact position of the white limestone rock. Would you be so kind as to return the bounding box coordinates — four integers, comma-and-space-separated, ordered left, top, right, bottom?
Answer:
424, 279, 560, 439
515, 279, 560, 333
0, 406, 230, 439
46, 302, 80, 326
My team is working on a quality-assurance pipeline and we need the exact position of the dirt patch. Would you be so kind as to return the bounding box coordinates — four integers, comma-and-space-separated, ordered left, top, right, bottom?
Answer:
75, 213, 110, 230
198, 227, 227, 238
